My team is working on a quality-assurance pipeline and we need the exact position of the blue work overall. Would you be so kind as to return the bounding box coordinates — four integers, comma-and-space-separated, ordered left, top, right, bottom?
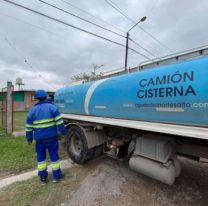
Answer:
26, 101, 66, 180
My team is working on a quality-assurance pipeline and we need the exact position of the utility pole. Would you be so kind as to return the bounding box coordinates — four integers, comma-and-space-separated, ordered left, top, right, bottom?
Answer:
124, 32, 129, 70
124, 16, 147, 71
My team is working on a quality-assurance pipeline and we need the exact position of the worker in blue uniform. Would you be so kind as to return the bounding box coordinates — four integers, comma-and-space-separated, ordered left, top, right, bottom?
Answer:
25, 89, 66, 185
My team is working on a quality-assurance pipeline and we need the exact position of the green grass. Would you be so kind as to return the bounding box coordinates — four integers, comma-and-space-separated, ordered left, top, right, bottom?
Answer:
0, 131, 69, 175
0, 111, 27, 131
0, 166, 84, 206
13, 111, 27, 131
0, 127, 5, 135
0, 135, 36, 173
0, 110, 69, 175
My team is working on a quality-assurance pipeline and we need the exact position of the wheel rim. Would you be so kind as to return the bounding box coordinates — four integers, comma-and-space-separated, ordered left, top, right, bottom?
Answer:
70, 133, 83, 156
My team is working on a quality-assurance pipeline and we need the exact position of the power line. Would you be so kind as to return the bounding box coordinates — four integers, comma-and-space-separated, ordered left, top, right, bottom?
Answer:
105, 0, 172, 52
60, 0, 126, 34
41, 0, 154, 59
128, 47, 150, 60
0, 12, 56, 35
39, 0, 125, 38
1, 0, 153, 60
104, 0, 133, 26
0, 31, 33, 69
3, 0, 150, 60
0, 30, 54, 85
129, 37, 157, 58
131, 34, 162, 56
104, 0, 173, 52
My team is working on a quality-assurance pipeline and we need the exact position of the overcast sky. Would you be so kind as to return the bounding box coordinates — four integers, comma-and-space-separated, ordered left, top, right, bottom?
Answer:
0, 0, 208, 91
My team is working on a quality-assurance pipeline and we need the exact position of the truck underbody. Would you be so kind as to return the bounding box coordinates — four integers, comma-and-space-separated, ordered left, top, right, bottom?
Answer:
63, 114, 208, 185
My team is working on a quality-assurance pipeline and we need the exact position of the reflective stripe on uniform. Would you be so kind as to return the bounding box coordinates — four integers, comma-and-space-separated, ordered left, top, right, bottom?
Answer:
26, 128, 33, 132
54, 115, 62, 121
26, 124, 33, 128
33, 122, 56, 129
38, 161, 47, 171
56, 120, 64, 126
51, 161, 60, 170
33, 118, 54, 125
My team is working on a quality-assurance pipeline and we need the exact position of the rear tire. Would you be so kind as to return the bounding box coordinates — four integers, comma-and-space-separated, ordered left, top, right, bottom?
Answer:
66, 125, 95, 164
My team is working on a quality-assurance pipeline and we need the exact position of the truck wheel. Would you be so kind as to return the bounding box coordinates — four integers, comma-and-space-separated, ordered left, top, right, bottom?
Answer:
66, 125, 95, 164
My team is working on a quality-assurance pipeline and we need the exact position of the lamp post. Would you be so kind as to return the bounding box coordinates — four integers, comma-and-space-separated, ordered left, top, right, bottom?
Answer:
124, 16, 147, 71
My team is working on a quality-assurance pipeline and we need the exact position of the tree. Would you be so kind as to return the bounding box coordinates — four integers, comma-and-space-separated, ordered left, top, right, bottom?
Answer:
71, 64, 104, 82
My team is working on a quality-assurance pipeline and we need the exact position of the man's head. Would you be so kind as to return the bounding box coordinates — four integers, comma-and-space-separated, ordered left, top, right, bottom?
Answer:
35, 89, 48, 101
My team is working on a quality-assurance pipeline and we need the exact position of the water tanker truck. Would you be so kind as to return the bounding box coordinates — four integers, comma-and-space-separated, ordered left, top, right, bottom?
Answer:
55, 47, 208, 185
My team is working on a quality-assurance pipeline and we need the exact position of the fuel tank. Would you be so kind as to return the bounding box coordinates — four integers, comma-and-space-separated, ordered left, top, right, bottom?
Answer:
55, 57, 208, 127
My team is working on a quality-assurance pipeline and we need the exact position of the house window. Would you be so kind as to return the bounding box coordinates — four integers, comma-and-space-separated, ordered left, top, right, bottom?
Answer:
13, 91, 25, 102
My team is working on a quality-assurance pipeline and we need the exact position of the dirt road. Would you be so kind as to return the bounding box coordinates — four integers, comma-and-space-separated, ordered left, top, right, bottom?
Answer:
66, 156, 208, 206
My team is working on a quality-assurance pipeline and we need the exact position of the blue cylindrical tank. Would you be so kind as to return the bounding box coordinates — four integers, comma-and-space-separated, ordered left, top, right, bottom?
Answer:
55, 57, 208, 127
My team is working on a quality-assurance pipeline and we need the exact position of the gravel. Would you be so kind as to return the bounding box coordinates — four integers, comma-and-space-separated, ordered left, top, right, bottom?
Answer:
66, 156, 208, 206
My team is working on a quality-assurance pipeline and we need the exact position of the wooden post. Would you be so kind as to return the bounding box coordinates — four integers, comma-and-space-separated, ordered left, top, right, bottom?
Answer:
6, 81, 13, 134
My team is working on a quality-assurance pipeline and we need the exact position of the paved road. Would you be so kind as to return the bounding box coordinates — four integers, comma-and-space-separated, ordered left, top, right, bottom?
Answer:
66, 156, 208, 206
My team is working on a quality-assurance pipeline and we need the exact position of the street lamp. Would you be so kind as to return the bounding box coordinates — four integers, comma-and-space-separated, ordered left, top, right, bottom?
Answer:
124, 16, 147, 71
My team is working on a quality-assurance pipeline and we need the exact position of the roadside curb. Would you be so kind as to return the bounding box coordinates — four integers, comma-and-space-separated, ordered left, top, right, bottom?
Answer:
12, 131, 25, 137
0, 159, 74, 189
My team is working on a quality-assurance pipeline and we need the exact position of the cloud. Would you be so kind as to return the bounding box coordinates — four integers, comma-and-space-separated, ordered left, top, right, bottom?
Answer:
0, 0, 208, 90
